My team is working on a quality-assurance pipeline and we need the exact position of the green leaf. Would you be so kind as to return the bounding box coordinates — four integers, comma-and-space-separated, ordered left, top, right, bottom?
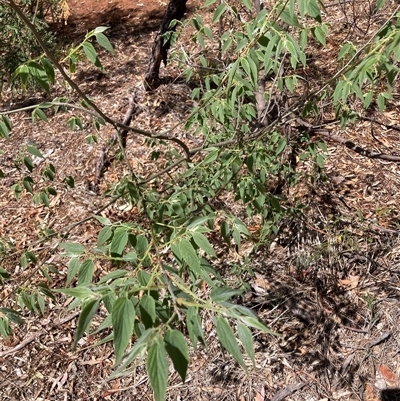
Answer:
232, 227, 241, 247
201, 148, 219, 165
40, 191, 50, 207
22, 177, 33, 193
139, 295, 157, 328
376, 0, 386, 10
185, 215, 213, 229
239, 315, 273, 333
215, 316, 246, 369
13, 64, 29, 89
20, 253, 28, 269
37, 294, 45, 314
73, 299, 100, 350
0, 317, 12, 337
220, 221, 230, 244
82, 42, 102, 69
203, 0, 218, 6
41, 57, 55, 84
212, 3, 226, 23
363, 91, 374, 109
276, 138, 287, 155
279, 8, 301, 27
269, 195, 281, 212
98, 226, 113, 246
191, 232, 216, 257
147, 339, 168, 401
78, 259, 95, 285
0, 308, 25, 324
111, 228, 129, 256
67, 117, 76, 131
65, 175, 75, 188
95, 32, 115, 54
27, 145, 44, 158
0, 120, 10, 139
377, 93, 386, 111
93, 26, 110, 34
338, 42, 353, 61
135, 235, 149, 257
186, 307, 205, 349
28, 62, 50, 94
110, 328, 153, 379
112, 297, 135, 362
164, 329, 189, 382
137, 270, 152, 286
47, 186, 57, 196
24, 156, 34, 172
60, 242, 86, 256
211, 287, 242, 303
237, 323, 255, 367
0, 268, 10, 281
313, 26, 327, 47
92, 215, 112, 225
66, 257, 80, 286
247, 55, 259, 88
98, 269, 128, 284
178, 239, 201, 275
32, 107, 49, 123
316, 154, 325, 169
54, 287, 94, 299
317, 141, 328, 152
12, 183, 22, 200
242, 0, 253, 10
69, 56, 76, 73
1, 115, 12, 131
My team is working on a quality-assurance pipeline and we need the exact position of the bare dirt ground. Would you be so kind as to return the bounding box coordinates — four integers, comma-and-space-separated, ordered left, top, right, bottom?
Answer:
1, 1, 400, 401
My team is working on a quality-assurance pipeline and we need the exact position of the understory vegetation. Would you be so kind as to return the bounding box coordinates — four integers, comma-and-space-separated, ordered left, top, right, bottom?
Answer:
1, 0, 400, 400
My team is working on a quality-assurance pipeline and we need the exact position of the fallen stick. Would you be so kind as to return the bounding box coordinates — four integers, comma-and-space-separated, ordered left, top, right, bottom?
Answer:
92, 93, 141, 192
271, 382, 307, 401
0, 311, 79, 358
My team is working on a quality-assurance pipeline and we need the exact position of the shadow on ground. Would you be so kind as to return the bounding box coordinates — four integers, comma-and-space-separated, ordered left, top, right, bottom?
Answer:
382, 389, 400, 401
50, 2, 199, 41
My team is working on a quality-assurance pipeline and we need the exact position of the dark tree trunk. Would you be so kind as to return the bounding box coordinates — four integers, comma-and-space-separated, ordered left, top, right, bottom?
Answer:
144, 0, 187, 91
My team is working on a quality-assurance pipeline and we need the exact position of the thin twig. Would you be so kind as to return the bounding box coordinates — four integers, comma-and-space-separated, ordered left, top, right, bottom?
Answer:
294, 116, 400, 162
365, 332, 390, 349
93, 93, 141, 191
359, 115, 400, 133
271, 382, 307, 401
0, 332, 44, 358
0, 312, 79, 358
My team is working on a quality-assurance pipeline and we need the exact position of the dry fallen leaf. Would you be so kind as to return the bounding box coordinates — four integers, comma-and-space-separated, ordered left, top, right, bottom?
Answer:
364, 384, 379, 401
379, 364, 398, 386
255, 392, 264, 401
339, 275, 359, 289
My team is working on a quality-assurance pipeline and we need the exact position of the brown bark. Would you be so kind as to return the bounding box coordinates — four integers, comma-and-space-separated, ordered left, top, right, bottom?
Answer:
144, 0, 187, 91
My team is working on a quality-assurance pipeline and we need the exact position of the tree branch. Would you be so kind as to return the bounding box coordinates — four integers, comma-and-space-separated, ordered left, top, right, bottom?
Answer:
295, 116, 400, 162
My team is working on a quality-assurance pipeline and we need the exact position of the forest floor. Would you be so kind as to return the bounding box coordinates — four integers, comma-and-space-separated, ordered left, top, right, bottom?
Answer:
1, 0, 400, 400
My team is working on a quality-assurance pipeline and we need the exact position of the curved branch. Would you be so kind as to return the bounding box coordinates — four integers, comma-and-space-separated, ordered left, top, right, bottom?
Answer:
358, 115, 400, 133
1, 98, 191, 159
115, 121, 191, 159
313, 129, 400, 162
295, 116, 400, 162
